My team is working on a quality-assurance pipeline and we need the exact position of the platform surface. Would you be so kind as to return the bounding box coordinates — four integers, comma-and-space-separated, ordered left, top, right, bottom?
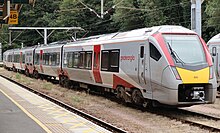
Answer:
0, 91, 46, 133
0, 76, 112, 133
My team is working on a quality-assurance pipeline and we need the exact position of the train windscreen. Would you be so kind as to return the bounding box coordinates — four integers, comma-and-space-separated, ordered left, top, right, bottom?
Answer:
163, 34, 206, 65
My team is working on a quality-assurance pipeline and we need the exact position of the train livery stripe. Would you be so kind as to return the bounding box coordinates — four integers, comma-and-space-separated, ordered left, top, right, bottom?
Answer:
200, 37, 212, 66
152, 33, 174, 66
176, 67, 209, 83
93, 45, 102, 84
113, 74, 135, 89
40, 50, 44, 73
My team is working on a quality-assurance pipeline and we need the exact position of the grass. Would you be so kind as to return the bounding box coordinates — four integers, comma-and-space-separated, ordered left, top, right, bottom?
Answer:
15, 73, 21, 80
42, 82, 53, 90
72, 96, 81, 103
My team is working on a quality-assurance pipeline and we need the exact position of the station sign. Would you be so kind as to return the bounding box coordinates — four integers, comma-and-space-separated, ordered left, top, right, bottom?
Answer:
8, 10, 18, 24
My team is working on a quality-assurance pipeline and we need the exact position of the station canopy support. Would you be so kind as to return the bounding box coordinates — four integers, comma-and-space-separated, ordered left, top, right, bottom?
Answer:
8, 27, 84, 45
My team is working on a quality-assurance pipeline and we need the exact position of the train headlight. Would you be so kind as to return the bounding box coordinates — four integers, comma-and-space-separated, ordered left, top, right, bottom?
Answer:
209, 66, 214, 79
171, 66, 181, 80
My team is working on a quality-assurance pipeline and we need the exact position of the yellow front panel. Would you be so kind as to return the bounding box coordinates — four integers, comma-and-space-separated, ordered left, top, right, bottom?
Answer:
176, 67, 209, 84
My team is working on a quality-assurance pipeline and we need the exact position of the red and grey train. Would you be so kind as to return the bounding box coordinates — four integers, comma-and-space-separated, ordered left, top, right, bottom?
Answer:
3, 25, 217, 107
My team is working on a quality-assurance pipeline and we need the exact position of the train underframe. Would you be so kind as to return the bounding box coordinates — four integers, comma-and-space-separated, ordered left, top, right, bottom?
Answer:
5, 67, 215, 108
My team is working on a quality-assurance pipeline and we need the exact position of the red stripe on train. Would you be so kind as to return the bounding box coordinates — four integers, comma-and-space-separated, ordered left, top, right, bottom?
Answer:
93, 45, 102, 84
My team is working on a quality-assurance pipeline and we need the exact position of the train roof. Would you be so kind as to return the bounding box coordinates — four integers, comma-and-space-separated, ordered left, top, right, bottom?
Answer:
64, 25, 196, 47
207, 33, 220, 45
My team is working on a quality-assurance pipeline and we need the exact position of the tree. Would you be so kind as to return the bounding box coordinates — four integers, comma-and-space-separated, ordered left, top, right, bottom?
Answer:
56, 0, 115, 38
13, 0, 61, 46
205, 0, 220, 41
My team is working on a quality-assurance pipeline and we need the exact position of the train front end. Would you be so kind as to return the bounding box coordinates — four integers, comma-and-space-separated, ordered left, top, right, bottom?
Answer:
154, 26, 217, 106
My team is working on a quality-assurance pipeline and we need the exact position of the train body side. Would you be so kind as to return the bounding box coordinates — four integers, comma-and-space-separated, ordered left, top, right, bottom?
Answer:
34, 45, 63, 79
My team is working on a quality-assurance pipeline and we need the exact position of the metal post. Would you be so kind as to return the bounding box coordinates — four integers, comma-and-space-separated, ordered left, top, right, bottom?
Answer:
44, 29, 47, 44
101, 0, 104, 18
9, 30, 11, 45
191, 0, 202, 36
3, 0, 10, 20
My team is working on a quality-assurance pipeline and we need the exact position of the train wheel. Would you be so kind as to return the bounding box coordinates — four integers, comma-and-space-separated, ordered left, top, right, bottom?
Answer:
116, 86, 125, 101
59, 76, 69, 87
63, 78, 70, 88
33, 71, 39, 79
132, 89, 144, 105
59, 76, 64, 87
25, 69, 29, 77
12, 67, 17, 72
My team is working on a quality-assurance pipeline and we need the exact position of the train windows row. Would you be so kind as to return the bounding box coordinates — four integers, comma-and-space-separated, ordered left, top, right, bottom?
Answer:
64, 49, 120, 72
6, 54, 25, 63
35, 53, 60, 66
64, 51, 92, 70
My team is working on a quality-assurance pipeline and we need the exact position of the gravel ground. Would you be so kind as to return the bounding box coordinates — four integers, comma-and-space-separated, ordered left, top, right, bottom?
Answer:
0, 68, 211, 133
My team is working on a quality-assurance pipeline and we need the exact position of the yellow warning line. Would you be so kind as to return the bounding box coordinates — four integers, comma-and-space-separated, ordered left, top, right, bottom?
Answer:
0, 89, 52, 133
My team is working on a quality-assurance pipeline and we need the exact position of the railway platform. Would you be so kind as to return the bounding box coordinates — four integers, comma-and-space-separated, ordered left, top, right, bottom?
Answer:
0, 76, 111, 133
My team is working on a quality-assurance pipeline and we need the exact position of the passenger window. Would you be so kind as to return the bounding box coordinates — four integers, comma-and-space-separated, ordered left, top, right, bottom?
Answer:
150, 43, 161, 61
85, 52, 92, 69
101, 49, 120, 72
67, 52, 73, 68
101, 51, 109, 70
73, 52, 80, 68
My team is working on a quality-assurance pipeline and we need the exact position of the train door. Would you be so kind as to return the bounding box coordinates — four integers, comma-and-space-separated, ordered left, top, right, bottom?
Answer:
211, 46, 220, 80
138, 43, 151, 93
93, 45, 102, 84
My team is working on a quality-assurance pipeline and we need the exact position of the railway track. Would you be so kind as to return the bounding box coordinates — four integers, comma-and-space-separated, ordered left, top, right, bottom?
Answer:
0, 74, 127, 133
149, 107, 220, 132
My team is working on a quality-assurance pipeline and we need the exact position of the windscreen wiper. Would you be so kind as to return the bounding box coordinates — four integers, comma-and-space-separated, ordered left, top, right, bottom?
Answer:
167, 42, 185, 65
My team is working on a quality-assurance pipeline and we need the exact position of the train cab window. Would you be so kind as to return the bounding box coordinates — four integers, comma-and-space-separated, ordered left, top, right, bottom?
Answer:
101, 49, 120, 72
150, 43, 161, 61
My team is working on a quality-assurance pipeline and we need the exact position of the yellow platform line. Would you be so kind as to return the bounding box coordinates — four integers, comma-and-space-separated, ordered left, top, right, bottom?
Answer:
0, 89, 52, 133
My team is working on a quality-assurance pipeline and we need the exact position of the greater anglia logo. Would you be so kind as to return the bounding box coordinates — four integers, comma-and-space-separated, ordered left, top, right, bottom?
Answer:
120, 56, 135, 62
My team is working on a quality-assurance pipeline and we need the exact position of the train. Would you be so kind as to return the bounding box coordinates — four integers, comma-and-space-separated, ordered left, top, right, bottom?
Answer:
207, 33, 220, 87
3, 25, 217, 107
